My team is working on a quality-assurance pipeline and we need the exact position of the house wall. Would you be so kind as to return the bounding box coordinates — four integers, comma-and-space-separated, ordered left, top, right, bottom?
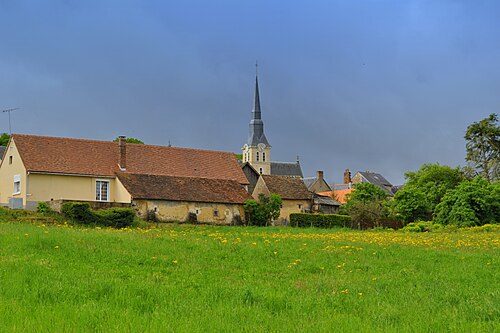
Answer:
28, 174, 131, 207
0, 139, 27, 208
133, 199, 245, 225
308, 179, 331, 193
277, 199, 310, 225
351, 173, 364, 185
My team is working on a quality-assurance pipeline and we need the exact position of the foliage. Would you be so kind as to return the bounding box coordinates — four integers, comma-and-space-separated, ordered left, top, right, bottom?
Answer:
393, 163, 465, 222
244, 193, 282, 226
234, 153, 243, 160
61, 202, 134, 228
94, 208, 135, 228
434, 177, 500, 227
464, 113, 500, 182
36, 202, 52, 214
344, 183, 390, 228
113, 137, 144, 144
0, 132, 10, 146
401, 221, 443, 233
290, 213, 351, 228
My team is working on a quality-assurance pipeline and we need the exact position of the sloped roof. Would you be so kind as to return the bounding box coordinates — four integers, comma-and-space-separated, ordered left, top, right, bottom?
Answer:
12, 134, 248, 184
0, 146, 5, 160
270, 162, 303, 177
317, 188, 353, 204
313, 194, 341, 206
261, 175, 311, 200
302, 176, 332, 191
356, 171, 395, 195
118, 173, 252, 204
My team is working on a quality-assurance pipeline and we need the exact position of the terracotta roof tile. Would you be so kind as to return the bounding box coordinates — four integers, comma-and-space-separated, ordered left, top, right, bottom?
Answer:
12, 134, 248, 184
118, 173, 252, 204
317, 189, 353, 204
261, 175, 311, 200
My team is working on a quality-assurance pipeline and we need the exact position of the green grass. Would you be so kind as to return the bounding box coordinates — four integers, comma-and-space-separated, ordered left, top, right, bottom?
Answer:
0, 221, 499, 332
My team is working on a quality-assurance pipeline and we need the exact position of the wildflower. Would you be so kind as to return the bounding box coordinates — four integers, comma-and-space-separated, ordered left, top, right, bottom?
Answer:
172, 260, 178, 264
54, 246, 59, 249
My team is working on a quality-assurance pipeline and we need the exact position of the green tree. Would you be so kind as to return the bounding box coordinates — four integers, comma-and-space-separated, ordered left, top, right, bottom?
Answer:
393, 164, 464, 223
113, 137, 144, 144
244, 193, 282, 226
344, 183, 389, 228
0, 133, 10, 146
464, 113, 500, 182
434, 177, 500, 227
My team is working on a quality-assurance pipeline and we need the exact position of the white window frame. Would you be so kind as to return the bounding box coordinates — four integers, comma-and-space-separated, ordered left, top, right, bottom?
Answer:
13, 174, 21, 195
95, 180, 110, 202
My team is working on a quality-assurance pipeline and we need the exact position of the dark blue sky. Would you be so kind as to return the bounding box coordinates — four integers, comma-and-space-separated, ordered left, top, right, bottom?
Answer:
1, 1, 499, 184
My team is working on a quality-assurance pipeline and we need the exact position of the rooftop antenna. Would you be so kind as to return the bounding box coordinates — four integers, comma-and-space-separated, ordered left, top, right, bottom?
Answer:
1, 108, 20, 134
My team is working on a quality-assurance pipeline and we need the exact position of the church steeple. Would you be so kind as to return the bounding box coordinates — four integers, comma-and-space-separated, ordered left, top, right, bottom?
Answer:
247, 71, 270, 146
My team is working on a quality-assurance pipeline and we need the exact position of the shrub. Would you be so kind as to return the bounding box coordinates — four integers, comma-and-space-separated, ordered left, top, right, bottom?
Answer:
61, 202, 96, 225
36, 202, 52, 213
94, 208, 135, 228
290, 213, 352, 228
401, 221, 443, 232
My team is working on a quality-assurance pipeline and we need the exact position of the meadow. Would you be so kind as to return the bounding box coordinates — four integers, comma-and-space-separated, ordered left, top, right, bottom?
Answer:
0, 221, 499, 332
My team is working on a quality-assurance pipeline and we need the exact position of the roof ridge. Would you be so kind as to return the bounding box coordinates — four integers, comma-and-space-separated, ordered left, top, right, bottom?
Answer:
119, 172, 241, 182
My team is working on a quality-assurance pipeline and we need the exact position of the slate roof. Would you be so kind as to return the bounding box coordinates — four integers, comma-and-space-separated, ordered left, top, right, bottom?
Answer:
313, 194, 340, 206
270, 162, 303, 177
0, 146, 5, 160
12, 134, 248, 184
356, 171, 395, 195
261, 175, 311, 200
118, 173, 252, 204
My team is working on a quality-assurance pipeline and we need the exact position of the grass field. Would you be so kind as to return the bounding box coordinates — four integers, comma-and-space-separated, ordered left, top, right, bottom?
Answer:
0, 221, 499, 332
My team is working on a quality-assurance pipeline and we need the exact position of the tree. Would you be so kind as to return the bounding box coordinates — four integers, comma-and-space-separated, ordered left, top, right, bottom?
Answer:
244, 193, 282, 226
464, 113, 500, 182
0, 133, 10, 146
434, 177, 500, 227
113, 137, 144, 144
393, 164, 464, 223
344, 183, 389, 228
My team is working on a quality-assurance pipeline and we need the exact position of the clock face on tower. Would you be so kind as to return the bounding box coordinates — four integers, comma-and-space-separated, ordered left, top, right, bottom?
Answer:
257, 143, 266, 152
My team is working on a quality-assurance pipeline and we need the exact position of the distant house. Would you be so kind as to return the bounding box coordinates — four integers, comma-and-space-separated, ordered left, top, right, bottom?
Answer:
252, 175, 311, 225
351, 170, 398, 196
0, 134, 250, 224
303, 170, 332, 193
311, 193, 340, 214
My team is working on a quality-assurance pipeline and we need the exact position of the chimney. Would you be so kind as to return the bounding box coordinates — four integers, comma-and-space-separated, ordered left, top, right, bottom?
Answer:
118, 136, 126, 171
344, 168, 351, 184
316, 170, 324, 180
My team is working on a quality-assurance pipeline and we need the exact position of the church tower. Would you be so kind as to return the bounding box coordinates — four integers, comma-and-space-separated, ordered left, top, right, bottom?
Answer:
242, 71, 271, 175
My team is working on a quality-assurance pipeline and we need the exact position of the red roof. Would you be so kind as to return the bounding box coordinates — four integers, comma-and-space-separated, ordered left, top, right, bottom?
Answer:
118, 173, 252, 204
13, 134, 248, 184
317, 188, 353, 204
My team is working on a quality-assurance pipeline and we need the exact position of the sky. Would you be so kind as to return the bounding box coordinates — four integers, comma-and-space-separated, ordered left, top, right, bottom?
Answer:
1, 0, 499, 185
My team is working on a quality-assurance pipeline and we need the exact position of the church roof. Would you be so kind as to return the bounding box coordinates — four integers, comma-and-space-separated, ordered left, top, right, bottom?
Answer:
270, 162, 303, 177
247, 75, 270, 146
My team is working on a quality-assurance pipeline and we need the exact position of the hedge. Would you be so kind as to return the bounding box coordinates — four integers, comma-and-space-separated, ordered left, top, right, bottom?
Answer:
61, 202, 134, 228
290, 213, 352, 228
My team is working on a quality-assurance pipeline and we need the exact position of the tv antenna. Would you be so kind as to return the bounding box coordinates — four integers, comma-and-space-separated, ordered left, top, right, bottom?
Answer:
1, 108, 20, 134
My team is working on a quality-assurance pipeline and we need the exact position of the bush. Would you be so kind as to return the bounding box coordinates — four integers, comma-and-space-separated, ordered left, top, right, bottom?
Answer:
94, 208, 135, 228
36, 202, 52, 213
61, 202, 134, 228
402, 221, 443, 232
290, 213, 352, 228
61, 202, 96, 225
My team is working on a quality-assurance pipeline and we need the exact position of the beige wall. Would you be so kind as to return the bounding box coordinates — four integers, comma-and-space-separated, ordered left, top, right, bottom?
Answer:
308, 179, 331, 193
276, 199, 310, 225
242, 146, 271, 175
0, 139, 27, 207
133, 199, 245, 225
351, 173, 363, 185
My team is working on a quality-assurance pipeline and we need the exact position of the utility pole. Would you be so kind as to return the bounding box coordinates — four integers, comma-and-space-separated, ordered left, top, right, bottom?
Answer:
1, 108, 19, 134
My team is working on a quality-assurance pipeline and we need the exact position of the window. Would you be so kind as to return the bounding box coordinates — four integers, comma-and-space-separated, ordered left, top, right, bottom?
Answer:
9, 156, 13, 164
259, 168, 263, 174
95, 180, 109, 201
263, 152, 266, 162
256, 152, 259, 161
298, 204, 302, 209
13, 175, 20, 195
213, 208, 219, 217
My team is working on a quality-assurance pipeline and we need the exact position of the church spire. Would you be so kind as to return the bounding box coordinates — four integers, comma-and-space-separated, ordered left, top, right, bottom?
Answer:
247, 65, 270, 146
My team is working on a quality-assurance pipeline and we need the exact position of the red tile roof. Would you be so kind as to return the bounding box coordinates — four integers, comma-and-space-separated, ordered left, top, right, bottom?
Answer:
13, 134, 248, 184
118, 173, 252, 204
317, 188, 353, 204
261, 175, 311, 200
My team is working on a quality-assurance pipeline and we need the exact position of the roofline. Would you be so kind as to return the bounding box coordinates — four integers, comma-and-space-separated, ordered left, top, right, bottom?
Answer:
131, 197, 248, 205
28, 171, 115, 178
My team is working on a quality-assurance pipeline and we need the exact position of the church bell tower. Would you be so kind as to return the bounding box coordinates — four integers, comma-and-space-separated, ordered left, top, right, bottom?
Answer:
242, 69, 271, 175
